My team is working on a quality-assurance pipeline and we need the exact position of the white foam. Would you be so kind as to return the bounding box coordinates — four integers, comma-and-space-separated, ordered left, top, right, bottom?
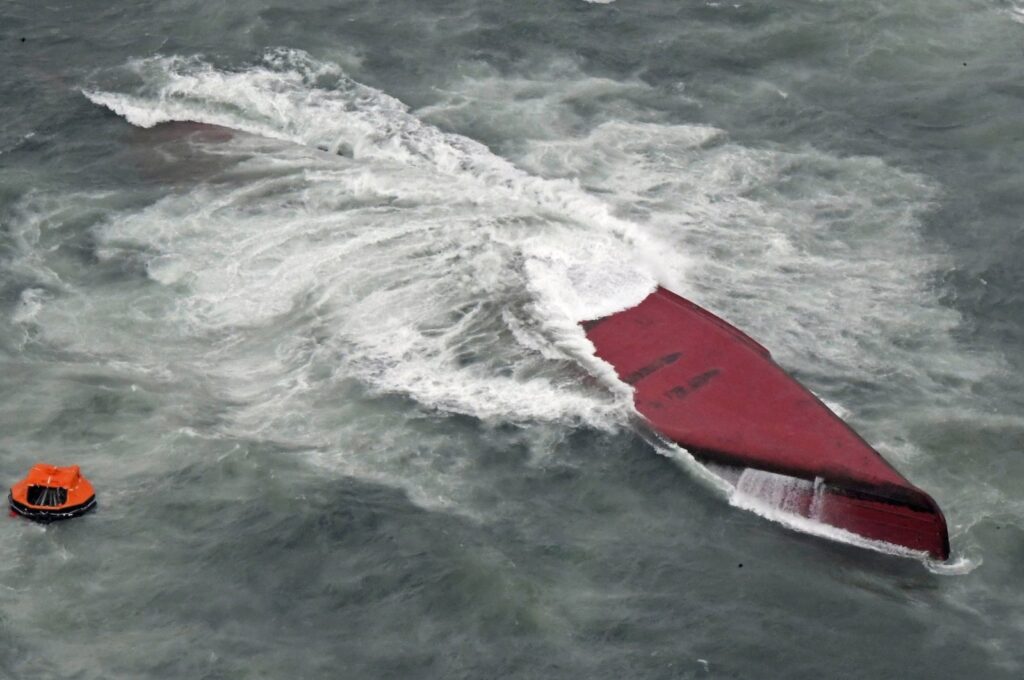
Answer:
84, 50, 670, 320
727, 468, 931, 560
517, 118, 1004, 442
12, 288, 49, 325
72, 49, 1008, 538
78, 52, 674, 448
925, 554, 981, 576
717, 467, 981, 571
416, 57, 658, 142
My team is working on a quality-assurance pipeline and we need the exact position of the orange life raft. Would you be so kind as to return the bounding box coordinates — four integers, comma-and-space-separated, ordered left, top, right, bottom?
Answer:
9, 464, 96, 522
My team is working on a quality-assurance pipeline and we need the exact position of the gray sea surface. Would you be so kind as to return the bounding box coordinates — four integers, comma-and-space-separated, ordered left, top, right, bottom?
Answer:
2, 1, 1023, 678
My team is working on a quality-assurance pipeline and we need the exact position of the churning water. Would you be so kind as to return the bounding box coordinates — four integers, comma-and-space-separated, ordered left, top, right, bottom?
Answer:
2, 1, 1023, 678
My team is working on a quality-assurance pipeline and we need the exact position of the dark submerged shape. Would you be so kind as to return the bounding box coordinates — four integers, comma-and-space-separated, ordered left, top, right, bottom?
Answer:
583, 287, 949, 559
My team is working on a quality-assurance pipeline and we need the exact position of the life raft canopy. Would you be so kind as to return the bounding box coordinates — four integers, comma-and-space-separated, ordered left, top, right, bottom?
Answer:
9, 463, 97, 522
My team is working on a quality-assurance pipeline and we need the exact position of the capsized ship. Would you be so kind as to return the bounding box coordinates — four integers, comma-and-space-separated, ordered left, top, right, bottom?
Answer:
582, 287, 949, 560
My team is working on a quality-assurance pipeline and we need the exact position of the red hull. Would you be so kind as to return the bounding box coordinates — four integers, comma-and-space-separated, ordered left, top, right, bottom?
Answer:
583, 287, 949, 559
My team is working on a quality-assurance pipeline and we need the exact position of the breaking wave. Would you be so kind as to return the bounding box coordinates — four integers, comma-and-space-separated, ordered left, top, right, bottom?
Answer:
29, 48, 999, 531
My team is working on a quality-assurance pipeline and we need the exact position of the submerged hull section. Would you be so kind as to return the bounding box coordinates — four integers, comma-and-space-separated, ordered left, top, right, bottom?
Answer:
583, 287, 949, 560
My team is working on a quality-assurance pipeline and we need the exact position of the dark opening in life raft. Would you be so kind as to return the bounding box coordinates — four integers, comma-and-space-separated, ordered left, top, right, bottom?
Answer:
9, 464, 96, 522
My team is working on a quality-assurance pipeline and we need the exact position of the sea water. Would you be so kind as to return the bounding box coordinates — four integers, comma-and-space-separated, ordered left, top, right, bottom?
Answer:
2, 1, 1023, 677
